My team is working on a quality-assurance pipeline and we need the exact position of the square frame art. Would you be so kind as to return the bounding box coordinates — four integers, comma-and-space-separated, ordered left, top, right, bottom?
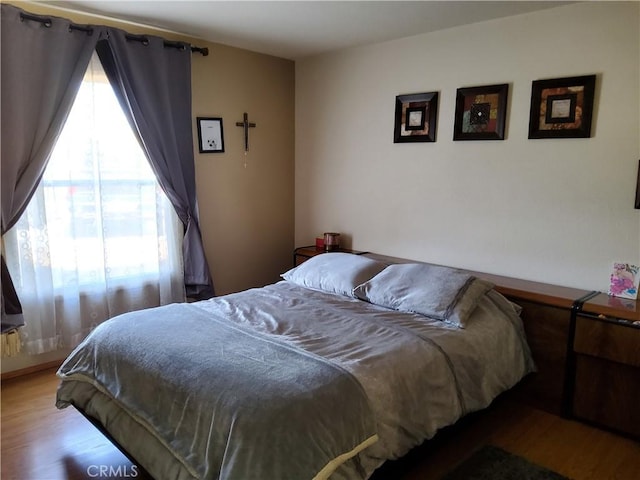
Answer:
453, 83, 508, 141
528, 74, 596, 139
393, 92, 439, 143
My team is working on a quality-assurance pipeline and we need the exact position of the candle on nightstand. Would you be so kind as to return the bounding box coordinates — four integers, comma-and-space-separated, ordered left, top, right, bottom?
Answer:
323, 232, 340, 252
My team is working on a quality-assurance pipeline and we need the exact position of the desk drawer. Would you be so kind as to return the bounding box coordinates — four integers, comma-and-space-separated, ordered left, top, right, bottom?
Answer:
574, 316, 640, 367
574, 354, 640, 438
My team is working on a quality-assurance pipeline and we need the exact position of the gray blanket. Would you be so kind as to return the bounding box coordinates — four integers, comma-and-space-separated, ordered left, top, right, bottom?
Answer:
56, 303, 378, 480
57, 281, 534, 479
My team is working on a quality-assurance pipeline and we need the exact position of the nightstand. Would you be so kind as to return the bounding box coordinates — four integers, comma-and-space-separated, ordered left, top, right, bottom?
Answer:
568, 293, 640, 439
293, 246, 369, 267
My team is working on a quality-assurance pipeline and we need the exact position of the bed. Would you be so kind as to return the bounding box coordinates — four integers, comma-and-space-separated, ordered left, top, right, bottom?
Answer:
56, 253, 535, 480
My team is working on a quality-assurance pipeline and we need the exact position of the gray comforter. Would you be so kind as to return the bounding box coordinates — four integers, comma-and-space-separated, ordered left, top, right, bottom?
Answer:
57, 281, 534, 480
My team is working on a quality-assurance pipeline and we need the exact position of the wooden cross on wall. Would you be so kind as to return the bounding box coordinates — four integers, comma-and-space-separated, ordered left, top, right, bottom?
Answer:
235, 112, 256, 152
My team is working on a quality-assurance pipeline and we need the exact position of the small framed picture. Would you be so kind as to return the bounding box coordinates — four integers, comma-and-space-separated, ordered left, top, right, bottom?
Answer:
393, 92, 439, 143
528, 74, 596, 139
453, 83, 509, 141
197, 117, 225, 153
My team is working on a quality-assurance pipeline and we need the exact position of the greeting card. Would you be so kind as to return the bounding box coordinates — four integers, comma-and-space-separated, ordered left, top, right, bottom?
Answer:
608, 262, 640, 299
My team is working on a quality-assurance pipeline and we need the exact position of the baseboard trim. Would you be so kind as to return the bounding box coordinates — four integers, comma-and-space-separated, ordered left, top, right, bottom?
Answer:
1, 360, 62, 381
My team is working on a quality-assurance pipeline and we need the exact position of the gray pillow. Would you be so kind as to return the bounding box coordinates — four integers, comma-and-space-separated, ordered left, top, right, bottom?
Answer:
353, 263, 494, 328
281, 253, 386, 297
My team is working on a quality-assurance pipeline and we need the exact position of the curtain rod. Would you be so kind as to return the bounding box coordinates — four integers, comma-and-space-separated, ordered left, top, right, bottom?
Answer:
19, 12, 209, 56
125, 33, 209, 57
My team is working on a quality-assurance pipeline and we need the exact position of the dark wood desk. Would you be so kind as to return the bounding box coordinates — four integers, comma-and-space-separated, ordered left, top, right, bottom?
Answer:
571, 294, 640, 438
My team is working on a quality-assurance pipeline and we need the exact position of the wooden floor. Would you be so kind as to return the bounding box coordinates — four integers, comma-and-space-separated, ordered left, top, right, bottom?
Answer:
1, 368, 639, 480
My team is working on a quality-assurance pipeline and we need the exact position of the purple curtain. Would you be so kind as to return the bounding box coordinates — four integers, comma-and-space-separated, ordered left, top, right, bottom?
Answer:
1, 4, 214, 311
0, 4, 99, 329
96, 30, 214, 299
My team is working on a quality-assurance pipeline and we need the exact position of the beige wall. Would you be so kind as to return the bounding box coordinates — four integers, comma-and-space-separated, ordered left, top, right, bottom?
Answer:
192, 44, 294, 296
295, 1, 640, 291
2, 1, 294, 372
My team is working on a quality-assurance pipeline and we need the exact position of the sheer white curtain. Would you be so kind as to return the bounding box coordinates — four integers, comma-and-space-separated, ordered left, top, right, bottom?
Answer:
4, 54, 185, 355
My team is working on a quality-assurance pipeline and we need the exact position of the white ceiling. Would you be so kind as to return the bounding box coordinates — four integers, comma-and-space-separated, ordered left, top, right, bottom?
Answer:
42, 1, 572, 60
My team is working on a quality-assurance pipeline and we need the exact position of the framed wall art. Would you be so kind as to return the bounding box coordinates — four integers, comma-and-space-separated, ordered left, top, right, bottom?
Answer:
197, 117, 225, 153
528, 74, 596, 139
635, 159, 640, 209
453, 83, 508, 141
393, 92, 439, 143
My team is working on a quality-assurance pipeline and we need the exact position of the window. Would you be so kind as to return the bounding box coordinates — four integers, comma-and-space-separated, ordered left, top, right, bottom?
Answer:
39, 55, 179, 284
5, 53, 184, 354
